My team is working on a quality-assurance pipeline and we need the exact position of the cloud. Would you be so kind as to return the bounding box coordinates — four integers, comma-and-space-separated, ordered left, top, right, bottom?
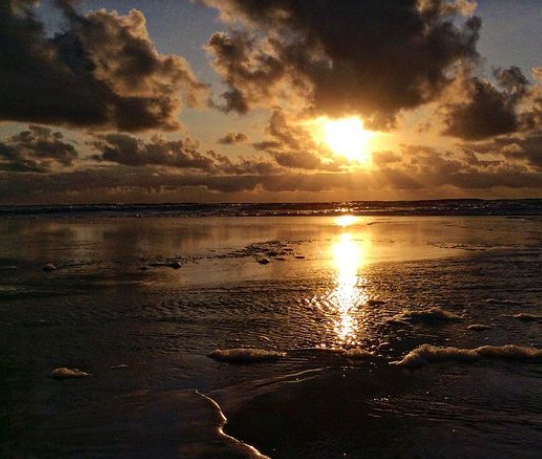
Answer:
442, 78, 519, 139
202, 0, 481, 126
0, 1, 209, 131
92, 132, 278, 175
439, 65, 542, 141
5, 137, 542, 203
521, 87, 542, 133
92, 134, 217, 170
0, 125, 77, 172
253, 110, 346, 170
3, 154, 542, 204
441, 66, 530, 140
381, 143, 542, 191
463, 133, 542, 168
218, 132, 249, 145
206, 150, 279, 175
205, 31, 295, 115
372, 150, 403, 166
0, 167, 366, 203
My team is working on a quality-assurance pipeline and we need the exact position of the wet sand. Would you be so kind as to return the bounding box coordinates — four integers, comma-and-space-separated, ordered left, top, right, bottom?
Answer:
1, 216, 542, 458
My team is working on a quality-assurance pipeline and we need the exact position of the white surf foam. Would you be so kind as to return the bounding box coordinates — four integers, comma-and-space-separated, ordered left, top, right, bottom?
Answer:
197, 392, 270, 459
510, 313, 542, 322
208, 348, 286, 363
50, 367, 90, 379
388, 307, 463, 324
467, 323, 492, 331
391, 344, 542, 368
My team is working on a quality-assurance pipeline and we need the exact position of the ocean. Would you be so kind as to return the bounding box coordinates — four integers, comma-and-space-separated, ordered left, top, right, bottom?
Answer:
1, 201, 542, 458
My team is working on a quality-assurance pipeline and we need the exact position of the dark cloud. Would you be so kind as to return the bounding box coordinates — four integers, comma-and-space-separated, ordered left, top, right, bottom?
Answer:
463, 133, 542, 168
0, 125, 77, 172
0, 1, 208, 131
253, 110, 346, 170
92, 134, 217, 170
206, 150, 279, 175
373, 143, 542, 191
206, 31, 292, 115
203, 0, 480, 125
442, 67, 530, 140
521, 88, 542, 133
92, 132, 278, 175
372, 150, 402, 166
0, 167, 365, 203
397, 144, 464, 179
442, 78, 519, 139
495, 66, 530, 96
0, 167, 266, 201
218, 132, 249, 145
4, 148, 542, 204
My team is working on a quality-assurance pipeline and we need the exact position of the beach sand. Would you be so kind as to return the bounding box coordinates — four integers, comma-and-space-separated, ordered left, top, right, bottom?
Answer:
1, 215, 542, 458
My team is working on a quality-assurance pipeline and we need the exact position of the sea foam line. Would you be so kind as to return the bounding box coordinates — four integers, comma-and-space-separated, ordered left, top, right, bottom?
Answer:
196, 391, 270, 459
392, 344, 542, 368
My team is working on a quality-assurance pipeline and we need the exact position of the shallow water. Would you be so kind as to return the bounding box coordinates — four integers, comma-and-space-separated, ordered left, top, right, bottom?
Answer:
1, 216, 542, 458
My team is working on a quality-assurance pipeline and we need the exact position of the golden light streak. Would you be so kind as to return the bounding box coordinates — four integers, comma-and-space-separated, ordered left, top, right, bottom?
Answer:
335, 215, 358, 228
328, 232, 369, 347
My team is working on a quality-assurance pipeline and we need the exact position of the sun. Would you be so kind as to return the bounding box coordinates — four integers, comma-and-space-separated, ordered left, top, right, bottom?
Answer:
322, 118, 372, 163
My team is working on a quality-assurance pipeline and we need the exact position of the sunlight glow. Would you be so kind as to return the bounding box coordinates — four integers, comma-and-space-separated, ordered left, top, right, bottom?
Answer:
323, 118, 372, 163
335, 215, 358, 228
329, 233, 369, 347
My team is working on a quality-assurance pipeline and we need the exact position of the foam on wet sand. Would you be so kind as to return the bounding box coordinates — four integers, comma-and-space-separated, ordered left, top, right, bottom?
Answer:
50, 367, 90, 379
392, 344, 542, 368
342, 349, 373, 360
208, 348, 286, 363
196, 392, 271, 459
510, 313, 542, 322
388, 307, 463, 325
467, 323, 492, 331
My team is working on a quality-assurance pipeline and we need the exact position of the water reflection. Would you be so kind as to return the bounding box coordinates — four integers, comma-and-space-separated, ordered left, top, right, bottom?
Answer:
321, 217, 370, 348
335, 215, 358, 228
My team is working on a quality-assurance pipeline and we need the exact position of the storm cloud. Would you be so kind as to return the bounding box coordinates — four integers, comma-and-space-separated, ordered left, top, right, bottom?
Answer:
203, 0, 481, 126
0, 0, 209, 131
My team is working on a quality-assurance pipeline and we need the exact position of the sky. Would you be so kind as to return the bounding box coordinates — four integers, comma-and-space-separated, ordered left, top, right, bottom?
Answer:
1, 0, 542, 204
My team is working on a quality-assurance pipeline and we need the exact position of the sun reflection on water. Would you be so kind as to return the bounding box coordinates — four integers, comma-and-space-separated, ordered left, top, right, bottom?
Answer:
335, 215, 358, 228
310, 216, 371, 349
328, 232, 369, 347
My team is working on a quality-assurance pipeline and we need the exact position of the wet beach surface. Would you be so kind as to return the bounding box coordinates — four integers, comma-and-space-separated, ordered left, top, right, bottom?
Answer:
1, 216, 542, 458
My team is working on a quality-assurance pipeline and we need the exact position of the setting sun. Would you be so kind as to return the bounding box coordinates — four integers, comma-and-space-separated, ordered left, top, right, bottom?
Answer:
323, 118, 372, 163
